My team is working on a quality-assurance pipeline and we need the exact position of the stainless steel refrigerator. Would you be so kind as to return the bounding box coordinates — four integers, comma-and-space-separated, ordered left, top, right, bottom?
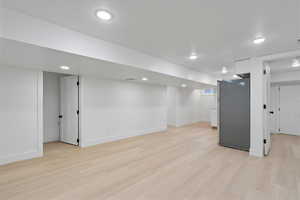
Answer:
218, 77, 250, 151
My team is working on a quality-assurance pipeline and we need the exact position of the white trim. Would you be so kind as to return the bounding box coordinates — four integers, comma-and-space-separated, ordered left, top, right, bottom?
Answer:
0, 151, 43, 166
81, 127, 166, 148
249, 148, 264, 158
37, 71, 44, 156
78, 76, 84, 147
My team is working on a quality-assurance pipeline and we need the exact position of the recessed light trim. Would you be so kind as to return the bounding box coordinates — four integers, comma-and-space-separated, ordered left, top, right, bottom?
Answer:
221, 66, 228, 74
292, 59, 300, 67
253, 36, 266, 44
60, 66, 70, 70
96, 10, 113, 21
189, 54, 198, 60
181, 84, 187, 88
142, 77, 148, 81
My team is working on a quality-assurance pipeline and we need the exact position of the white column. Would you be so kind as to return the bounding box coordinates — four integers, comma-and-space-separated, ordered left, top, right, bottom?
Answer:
236, 58, 265, 157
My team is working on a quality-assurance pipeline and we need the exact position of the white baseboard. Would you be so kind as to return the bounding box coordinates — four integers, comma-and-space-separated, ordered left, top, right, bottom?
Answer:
175, 120, 209, 127
81, 127, 166, 148
249, 148, 264, 158
0, 150, 43, 166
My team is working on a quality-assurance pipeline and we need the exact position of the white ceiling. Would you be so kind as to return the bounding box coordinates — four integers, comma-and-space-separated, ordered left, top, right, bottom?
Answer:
3, 0, 300, 73
0, 38, 213, 89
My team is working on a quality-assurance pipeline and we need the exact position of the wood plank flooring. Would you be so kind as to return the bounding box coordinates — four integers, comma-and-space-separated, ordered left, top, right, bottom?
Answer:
0, 123, 299, 200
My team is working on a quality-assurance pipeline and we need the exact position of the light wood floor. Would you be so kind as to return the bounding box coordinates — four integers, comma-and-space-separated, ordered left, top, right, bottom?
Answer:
0, 123, 299, 200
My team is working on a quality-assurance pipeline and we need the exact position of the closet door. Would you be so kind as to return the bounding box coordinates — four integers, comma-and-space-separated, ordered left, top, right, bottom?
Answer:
279, 85, 300, 136
60, 76, 79, 145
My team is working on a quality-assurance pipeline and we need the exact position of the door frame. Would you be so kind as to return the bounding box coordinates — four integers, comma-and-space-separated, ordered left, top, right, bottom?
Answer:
263, 65, 271, 156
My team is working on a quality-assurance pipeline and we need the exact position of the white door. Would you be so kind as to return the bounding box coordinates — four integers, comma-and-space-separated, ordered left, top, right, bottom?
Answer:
60, 76, 79, 145
269, 86, 279, 133
263, 67, 271, 156
279, 85, 300, 136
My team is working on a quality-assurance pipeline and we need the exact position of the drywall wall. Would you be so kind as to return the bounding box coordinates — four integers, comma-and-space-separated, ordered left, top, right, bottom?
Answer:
271, 71, 300, 83
0, 66, 43, 165
167, 87, 177, 126
275, 84, 300, 136
166, 86, 216, 127
176, 88, 216, 127
270, 86, 280, 133
80, 77, 168, 147
43, 72, 62, 143
199, 93, 217, 122
236, 58, 265, 157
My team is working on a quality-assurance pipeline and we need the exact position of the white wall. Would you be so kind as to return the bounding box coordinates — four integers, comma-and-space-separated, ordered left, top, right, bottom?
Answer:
80, 77, 168, 147
236, 58, 265, 157
199, 93, 217, 122
271, 71, 300, 83
0, 66, 43, 165
270, 86, 280, 133
166, 86, 216, 127
43, 72, 61, 143
166, 87, 177, 126
270, 84, 300, 136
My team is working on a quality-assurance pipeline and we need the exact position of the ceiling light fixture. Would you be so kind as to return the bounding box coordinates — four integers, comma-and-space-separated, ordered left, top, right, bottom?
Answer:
221, 66, 228, 74
189, 54, 198, 60
253, 36, 266, 44
96, 10, 113, 21
181, 84, 187, 88
292, 59, 300, 67
142, 77, 148, 81
60, 66, 70, 70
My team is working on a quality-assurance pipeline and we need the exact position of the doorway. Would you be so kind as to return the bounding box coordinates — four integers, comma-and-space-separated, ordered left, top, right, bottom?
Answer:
270, 84, 300, 136
43, 72, 80, 149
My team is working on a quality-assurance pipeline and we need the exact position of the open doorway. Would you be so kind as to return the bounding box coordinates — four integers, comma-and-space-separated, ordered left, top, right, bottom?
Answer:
270, 83, 300, 136
264, 55, 300, 156
43, 72, 80, 152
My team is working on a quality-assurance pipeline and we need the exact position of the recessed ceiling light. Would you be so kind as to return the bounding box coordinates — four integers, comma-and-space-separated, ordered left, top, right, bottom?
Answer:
60, 66, 70, 70
253, 36, 266, 44
142, 77, 148, 81
292, 59, 300, 67
189, 54, 198, 60
221, 66, 228, 74
96, 10, 113, 21
181, 84, 187, 88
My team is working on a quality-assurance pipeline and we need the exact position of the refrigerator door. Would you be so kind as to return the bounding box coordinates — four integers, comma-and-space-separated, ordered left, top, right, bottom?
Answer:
219, 78, 250, 151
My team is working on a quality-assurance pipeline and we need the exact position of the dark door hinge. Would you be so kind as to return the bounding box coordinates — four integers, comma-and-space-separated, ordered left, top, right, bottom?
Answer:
263, 104, 267, 109
77, 138, 79, 144
263, 69, 266, 75
263, 139, 267, 144
76, 110, 79, 115
77, 81, 79, 86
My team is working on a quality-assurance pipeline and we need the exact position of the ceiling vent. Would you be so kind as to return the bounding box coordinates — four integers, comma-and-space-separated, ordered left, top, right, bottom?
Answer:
124, 78, 136, 81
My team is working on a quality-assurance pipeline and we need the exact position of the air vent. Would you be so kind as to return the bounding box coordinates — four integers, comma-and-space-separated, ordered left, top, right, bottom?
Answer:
234, 57, 251, 62
124, 78, 136, 81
